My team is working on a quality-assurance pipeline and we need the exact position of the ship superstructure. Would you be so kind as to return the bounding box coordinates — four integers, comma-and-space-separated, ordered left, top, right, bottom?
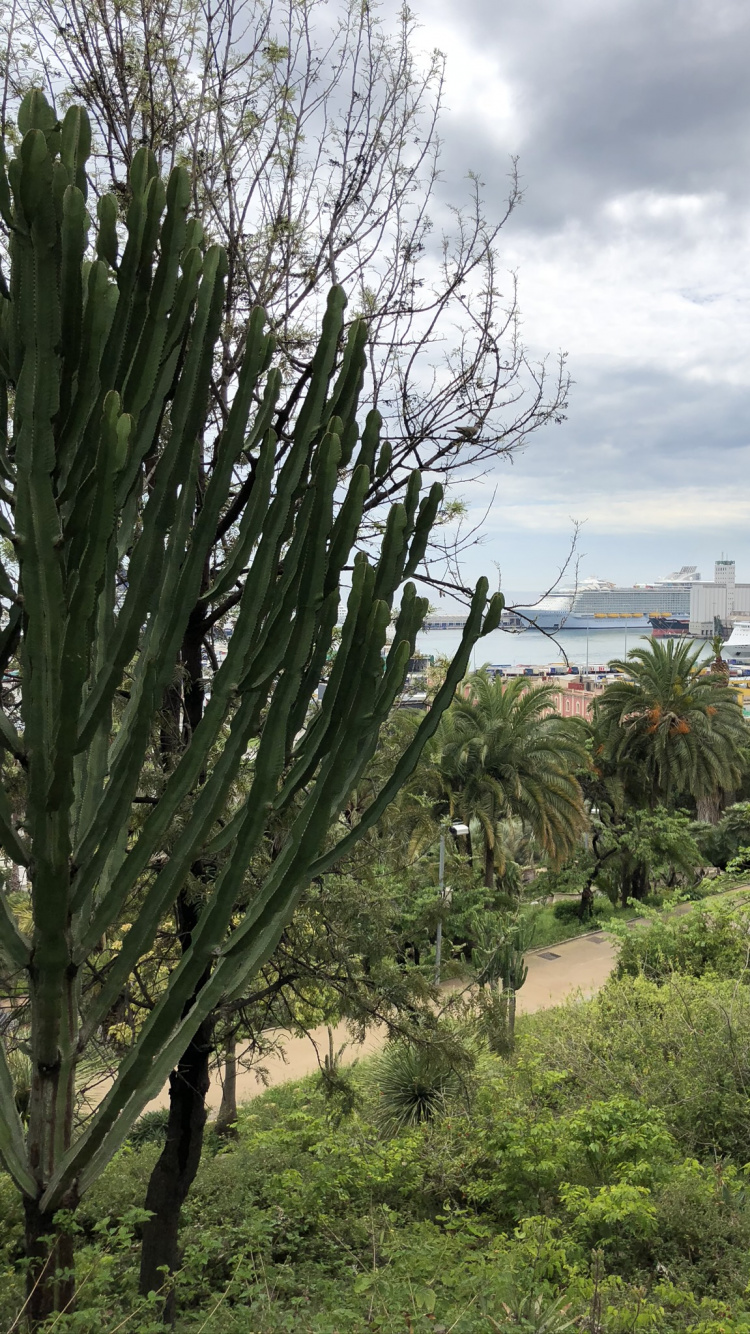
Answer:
724, 622, 750, 664
515, 570, 698, 632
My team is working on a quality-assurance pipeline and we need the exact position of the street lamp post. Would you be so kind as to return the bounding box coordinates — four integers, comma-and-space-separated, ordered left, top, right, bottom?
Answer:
435, 822, 470, 984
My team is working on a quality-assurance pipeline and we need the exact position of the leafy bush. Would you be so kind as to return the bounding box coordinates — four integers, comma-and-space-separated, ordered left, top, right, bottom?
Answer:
616, 899, 750, 984
552, 900, 585, 924
695, 803, 750, 869
524, 973, 750, 1159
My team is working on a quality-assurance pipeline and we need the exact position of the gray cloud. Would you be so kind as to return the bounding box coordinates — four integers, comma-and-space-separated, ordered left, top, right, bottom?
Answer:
417, 0, 750, 586
437, 0, 750, 230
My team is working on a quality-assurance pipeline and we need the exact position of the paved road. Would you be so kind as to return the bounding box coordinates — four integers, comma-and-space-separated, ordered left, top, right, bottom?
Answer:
146, 929, 619, 1114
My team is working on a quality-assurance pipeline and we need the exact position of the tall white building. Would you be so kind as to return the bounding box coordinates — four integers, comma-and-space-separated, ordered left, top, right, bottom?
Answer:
714, 560, 736, 617
689, 560, 749, 637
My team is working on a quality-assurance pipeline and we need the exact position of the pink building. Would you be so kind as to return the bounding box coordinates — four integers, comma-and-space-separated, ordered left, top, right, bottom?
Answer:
546, 680, 605, 721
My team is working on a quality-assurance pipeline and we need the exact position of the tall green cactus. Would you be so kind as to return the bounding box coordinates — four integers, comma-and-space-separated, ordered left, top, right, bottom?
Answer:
0, 92, 502, 1316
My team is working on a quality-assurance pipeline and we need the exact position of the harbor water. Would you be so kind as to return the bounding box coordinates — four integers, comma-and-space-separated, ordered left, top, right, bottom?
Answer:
415, 624, 711, 672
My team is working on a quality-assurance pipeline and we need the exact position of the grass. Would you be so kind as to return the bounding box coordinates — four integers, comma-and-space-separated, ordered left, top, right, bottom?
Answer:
522, 878, 750, 952
525, 898, 638, 949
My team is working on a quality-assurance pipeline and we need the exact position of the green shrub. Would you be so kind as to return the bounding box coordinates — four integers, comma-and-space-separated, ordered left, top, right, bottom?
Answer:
616, 900, 750, 984
127, 1106, 170, 1147
552, 900, 585, 923
523, 974, 750, 1159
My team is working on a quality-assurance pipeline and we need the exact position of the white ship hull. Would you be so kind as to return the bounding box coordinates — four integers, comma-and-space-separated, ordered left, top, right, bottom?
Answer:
515, 608, 651, 632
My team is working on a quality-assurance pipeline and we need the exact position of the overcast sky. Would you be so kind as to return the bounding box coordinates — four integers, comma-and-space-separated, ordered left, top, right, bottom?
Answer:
422, 0, 750, 593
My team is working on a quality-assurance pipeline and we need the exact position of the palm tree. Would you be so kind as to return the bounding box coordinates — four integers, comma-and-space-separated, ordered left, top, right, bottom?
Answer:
594, 638, 747, 820
436, 672, 588, 887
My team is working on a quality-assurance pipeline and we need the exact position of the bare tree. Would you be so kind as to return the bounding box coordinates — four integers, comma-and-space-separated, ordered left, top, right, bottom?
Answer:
0, 0, 568, 594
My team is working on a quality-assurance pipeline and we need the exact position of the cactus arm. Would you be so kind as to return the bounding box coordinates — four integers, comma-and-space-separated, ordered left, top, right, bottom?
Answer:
98, 149, 162, 392
0, 782, 29, 866
113, 246, 203, 513
269, 557, 374, 807
55, 260, 118, 499
0, 1043, 36, 1196
73, 547, 116, 850
51, 399, 128, 810
200, 421, 278, 607
121, 167, 191, 421
309, 580, 494, 875
323, 319, 368, 429
290, 286, 348, 447
402, 483, 443, 580
96, 194, 118, 269
58, 185, 88, 427
75, 416, 341, 960
72, 459, 346, 1139
372, 500, 409, 603
71, 407, 303, 906
73, 692, 266, 1023
0, 874, 30, 969
53, 662, 307, 1200
0, 709, 24, 760
76, 246, 227, 754
324, 462, 371, 596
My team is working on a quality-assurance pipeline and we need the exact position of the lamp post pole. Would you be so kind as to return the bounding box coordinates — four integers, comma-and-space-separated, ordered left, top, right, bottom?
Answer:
434, 829, 446, 985
434, 823, 469, 984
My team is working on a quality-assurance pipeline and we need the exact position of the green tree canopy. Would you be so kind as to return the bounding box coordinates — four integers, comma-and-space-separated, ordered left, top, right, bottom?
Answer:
414, 672, 588, 888
594, 639, 747, 814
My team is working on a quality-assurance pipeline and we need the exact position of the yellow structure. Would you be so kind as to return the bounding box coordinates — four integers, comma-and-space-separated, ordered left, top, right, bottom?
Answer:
730, 681, 750, 719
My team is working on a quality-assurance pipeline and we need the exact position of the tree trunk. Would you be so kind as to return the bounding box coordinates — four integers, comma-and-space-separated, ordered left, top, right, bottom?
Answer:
621, 861, 649, 907
505, 987, 517, 1049
696, 791, 723, 825
23, 1196, 76, 1324
215, 1029, 238, 1139
579, 879, 596, 920
483, 841, 495, 890
138, 1003, 212, 1320
139, 615, 214, 1320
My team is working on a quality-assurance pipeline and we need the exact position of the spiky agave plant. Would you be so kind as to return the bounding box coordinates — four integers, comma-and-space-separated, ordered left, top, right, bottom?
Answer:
373, 1041, 464, 1131
0, 91, 502, 1317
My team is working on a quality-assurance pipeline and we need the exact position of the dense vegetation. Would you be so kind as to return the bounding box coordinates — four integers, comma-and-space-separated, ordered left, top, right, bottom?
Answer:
5, 900, 750, 1330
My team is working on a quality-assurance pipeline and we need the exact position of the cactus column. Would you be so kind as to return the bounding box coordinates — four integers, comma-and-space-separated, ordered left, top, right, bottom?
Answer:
0, 92, 502, 1319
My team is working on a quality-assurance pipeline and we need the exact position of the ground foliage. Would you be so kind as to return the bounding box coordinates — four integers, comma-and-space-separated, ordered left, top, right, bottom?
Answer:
5, 910, 750, 1329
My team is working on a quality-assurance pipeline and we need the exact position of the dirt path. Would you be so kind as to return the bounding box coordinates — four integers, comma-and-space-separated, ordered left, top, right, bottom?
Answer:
145, 888, 750, 1115
146, 930, 619, 1114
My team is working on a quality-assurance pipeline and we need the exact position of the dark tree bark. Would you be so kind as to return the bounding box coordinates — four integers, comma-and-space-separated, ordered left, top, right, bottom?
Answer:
138, 876, 212, 1319
140, 614, 214, 1319
483, 842, 495, 890
24, 1195, 76, 1324
215, 1029, 239, 1139
138, 1003, 212, 1320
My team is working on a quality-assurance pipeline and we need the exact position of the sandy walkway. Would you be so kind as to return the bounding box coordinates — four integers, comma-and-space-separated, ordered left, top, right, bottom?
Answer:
145, 929, 619, 1114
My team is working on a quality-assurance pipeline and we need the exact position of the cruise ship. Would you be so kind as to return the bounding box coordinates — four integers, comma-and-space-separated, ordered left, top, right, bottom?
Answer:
515, 568, 699, 633
724, 622, 750, 664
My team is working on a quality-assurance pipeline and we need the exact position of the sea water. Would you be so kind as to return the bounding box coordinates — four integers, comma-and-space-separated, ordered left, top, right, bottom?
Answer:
414, 589, 711, 671
415, 624, 676, 672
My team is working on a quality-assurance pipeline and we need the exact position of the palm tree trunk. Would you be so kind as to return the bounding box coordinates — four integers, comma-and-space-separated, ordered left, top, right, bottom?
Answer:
696, 791, 722, 825
484, 841, 495, 889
